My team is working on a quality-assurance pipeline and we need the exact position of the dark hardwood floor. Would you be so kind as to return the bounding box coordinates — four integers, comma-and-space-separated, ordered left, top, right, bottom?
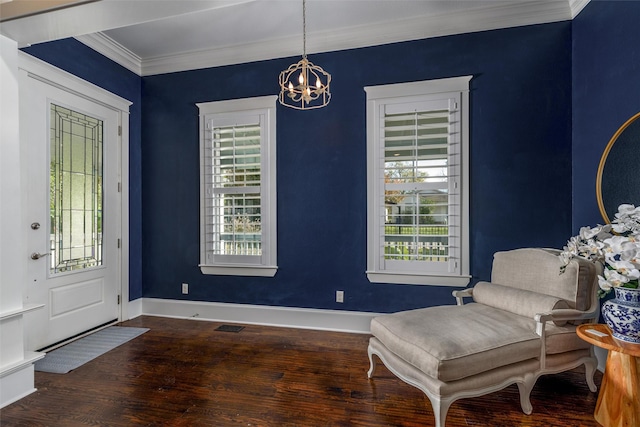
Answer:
1, 316, 602, 426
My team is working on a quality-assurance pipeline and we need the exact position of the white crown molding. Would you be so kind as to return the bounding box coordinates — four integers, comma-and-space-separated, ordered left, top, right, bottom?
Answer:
141, 34, 300, 76
569, 0, 590, 18
74, 1, 585, 77
140, 298, 379, 334
309, 0, 571, 55
75, 33, 142, 76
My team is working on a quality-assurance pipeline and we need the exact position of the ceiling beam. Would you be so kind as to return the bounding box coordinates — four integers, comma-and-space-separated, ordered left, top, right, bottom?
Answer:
0, 0, 255, 47
0, 0, 94, 23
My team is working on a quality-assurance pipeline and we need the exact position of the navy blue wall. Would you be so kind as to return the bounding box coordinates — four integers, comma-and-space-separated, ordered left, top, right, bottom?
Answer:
20, 20, 579, 314
572, 1, 640, 231
142, 22, 573, 313
22, 39, 144, 300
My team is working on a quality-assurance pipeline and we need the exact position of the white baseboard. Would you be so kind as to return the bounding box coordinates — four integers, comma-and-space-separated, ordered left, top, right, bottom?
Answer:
0, 352, 44, 409
137, 298, 379, 334
125, 298, 142, 320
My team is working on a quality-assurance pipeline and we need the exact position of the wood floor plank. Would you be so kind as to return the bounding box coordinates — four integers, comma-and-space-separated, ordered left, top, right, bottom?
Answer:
1, 316, 602, 426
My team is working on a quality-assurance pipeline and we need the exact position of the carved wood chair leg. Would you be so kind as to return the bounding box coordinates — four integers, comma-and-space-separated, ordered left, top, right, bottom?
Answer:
517, 375, 535, 415
367, 347, 377, 378
430, 396, 453, 427
584, 359, 598, 393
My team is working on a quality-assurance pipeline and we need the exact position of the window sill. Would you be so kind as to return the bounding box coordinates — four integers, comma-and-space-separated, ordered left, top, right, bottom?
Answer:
200, 265, 278, 277
367, 271, 471, 287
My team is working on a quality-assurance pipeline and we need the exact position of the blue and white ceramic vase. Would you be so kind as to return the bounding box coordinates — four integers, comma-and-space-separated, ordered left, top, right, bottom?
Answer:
601, 287, 640, 344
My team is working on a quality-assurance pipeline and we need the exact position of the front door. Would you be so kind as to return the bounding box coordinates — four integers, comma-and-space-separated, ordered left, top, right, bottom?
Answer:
20, 67, 122, 351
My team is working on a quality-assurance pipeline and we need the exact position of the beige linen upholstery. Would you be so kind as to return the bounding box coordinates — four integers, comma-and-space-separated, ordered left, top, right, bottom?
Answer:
367, 248, 600, 427
491, 248, 595, 310
472, 282, 570, 325
371, 304, 542, 382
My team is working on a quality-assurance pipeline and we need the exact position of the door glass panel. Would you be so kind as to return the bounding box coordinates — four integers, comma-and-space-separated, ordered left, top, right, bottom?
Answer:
50, 104, 103, 274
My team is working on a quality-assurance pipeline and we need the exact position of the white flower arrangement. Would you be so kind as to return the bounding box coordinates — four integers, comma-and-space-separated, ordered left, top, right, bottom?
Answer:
611, 203, 640, 234
560, 204, 640, 297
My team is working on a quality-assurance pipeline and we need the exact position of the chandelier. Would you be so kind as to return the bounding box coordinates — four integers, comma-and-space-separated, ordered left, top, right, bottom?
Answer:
278, 0, 331, 110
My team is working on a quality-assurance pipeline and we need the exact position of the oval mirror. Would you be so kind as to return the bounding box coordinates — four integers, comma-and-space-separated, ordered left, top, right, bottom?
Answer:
596, 112, 640, 223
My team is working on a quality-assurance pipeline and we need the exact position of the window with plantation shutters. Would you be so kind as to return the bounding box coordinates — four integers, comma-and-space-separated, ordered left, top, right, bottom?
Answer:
365, 77, 471, 286
197, 96, 277, 277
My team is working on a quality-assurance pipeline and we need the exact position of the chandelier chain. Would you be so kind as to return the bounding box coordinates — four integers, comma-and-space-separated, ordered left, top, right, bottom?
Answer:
302, 0, 307, 58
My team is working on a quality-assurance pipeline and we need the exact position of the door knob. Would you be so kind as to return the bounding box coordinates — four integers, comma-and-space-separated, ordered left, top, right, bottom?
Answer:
31, 222, 41, 230
31, 252, 50, 260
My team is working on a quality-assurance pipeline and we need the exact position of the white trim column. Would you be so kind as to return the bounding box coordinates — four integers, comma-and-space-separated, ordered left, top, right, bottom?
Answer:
0, 34, 45, 409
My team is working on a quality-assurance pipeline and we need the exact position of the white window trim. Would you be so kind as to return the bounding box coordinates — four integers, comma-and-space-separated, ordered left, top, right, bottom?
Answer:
365, 77, 471, 287
197, 95, 277, 277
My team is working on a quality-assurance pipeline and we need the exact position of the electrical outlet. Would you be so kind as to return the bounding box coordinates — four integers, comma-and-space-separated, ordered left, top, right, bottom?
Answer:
336, 290, 344, 303
182, 283, 189, 294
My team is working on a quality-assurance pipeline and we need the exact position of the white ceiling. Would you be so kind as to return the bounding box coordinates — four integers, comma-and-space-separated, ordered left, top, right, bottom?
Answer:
1, 0, 589, 76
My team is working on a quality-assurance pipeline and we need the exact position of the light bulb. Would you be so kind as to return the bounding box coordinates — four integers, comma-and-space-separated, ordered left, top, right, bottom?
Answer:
316, 78, 322, 88
288, 82, 294, 92
306, 87, 311, 96
299, 73, 304, 84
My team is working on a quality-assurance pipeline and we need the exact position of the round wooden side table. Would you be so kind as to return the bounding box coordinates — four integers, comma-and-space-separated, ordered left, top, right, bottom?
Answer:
576, 324, 640, 427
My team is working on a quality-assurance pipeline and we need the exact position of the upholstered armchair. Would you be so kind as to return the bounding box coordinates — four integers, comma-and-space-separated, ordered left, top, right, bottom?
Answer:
367, 248, 600, 427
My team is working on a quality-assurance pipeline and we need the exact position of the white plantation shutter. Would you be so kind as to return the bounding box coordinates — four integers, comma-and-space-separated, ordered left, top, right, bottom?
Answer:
198, 96, 277, 277
205, 120, 262, 263
382, 99, 457, 274
366, 78, 470, 286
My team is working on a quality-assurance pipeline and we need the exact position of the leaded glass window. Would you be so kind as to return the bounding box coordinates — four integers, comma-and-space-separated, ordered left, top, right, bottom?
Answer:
49, 104, 103, 273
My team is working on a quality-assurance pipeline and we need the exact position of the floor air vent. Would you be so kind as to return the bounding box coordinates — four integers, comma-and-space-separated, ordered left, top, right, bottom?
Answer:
215, 325, 245, 333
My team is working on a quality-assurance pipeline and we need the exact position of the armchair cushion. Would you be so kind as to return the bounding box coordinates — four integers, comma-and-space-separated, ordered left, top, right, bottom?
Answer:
472, 282, 570, 325
491, 248, 596, 311
370, 303, 541, 382
544, 324, 591, 354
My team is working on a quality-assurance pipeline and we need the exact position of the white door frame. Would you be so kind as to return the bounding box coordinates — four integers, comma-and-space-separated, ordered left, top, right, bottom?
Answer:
18, 52, 132, 330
